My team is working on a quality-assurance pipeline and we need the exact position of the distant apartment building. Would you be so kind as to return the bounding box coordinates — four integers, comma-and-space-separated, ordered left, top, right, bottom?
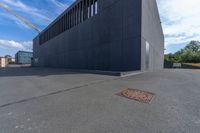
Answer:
5, 55, 15, 64
11, 58, 15, 63
15, 51, 33, 64
0, 57, 7, 67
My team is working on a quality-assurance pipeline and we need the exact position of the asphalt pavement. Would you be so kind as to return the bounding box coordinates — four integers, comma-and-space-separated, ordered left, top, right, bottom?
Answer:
0, 67, 200, 133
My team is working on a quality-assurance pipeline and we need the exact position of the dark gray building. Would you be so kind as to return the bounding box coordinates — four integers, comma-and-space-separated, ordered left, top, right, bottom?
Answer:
15, 51, 33, 64
33, 0, 164, 72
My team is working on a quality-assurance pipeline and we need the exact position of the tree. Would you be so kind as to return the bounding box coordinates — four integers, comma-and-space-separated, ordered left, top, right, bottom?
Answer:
164, 41, 200, 63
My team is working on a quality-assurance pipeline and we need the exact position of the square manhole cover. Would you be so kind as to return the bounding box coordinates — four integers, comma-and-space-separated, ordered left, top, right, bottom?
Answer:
117, 88, 155, 103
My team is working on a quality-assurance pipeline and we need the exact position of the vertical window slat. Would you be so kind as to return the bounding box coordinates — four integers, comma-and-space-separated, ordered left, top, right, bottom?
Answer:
39, 0, 98, 45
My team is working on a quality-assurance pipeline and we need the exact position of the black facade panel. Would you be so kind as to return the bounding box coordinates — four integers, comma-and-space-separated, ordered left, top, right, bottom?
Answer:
33, 0, 163, 72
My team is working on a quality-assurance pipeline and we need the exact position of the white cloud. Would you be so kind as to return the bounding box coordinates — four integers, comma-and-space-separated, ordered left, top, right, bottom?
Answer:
48, 0, 74, 15
49, 0, 66, 9
0, 0, 52, 29
0, 0, 75, 30
158, 0, 200, 46
0, 11, 32, 30
0, 39, 32, 51
2, 0, 51, 21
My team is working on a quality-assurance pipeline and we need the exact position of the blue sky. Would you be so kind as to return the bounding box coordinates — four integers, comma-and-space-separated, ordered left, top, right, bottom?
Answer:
0, 0, 199, 57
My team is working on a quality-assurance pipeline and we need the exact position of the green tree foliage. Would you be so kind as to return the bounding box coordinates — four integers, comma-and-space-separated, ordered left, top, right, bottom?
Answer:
164, 41, 200, 63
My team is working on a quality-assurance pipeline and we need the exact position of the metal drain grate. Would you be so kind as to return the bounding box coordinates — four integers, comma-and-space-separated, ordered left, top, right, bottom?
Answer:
117, 88, 155, 103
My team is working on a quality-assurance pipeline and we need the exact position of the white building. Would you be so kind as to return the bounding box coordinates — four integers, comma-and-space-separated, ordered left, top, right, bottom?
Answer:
0, 57, 7, 68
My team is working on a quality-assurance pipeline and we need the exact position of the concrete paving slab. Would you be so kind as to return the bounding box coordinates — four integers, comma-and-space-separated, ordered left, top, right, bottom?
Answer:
0, 68, 200, 133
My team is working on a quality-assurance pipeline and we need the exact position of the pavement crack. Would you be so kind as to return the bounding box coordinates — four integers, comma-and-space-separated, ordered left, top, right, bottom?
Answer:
0, 77, 120, 109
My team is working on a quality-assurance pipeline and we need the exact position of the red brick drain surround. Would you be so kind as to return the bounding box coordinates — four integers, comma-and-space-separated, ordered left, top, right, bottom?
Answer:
117, 88, 155, 103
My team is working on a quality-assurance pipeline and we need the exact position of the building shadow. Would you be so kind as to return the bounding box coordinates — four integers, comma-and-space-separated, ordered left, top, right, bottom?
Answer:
0, 67, 120, 77
0, 67, 84, 77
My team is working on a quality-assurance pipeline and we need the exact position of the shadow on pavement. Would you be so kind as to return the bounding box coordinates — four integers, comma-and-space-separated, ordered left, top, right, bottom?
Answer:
0, 67, 82, 77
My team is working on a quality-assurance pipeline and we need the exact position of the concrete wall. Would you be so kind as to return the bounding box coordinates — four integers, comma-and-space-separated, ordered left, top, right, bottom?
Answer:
141, 0, 164, 71
33, 0, 164, 72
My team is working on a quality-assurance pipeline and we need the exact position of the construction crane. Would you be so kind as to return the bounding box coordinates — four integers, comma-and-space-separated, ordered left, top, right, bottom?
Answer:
0, 2, 41, 33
